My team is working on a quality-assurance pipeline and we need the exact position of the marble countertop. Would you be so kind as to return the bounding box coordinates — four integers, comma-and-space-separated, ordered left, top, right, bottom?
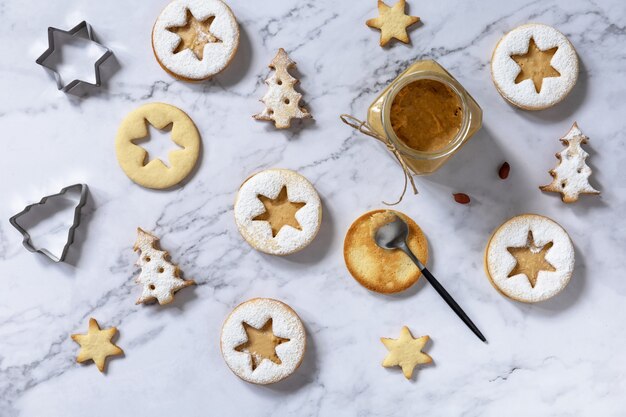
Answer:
1, 0, 625, 415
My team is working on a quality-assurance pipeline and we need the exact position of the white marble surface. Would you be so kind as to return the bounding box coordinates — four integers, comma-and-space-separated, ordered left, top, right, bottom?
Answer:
1, 0, 625, 415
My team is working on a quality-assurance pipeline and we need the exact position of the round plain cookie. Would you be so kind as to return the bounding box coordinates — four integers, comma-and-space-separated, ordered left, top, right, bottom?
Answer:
344, 209, 428, 294
221, 298, 306, 385
115, 102, 200, 189
484, 214, 575, 303
152, 0, 239, 81
234, 169, 322, 256
491, 23, 578, 110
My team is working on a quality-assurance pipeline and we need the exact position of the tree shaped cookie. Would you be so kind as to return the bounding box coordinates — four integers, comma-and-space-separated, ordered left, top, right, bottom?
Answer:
540, 122, 600, 203
133, 228, 195, 305
366, 0, 420, 46
381, 326, 432, 379
71, 318, 123, 372
254, 48, 311, 129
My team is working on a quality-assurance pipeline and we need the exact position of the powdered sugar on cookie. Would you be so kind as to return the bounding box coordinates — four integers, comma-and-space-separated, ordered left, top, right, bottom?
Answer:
491, 24, 578, 110
485, 214, 575, 303
540, 122, 600, 203
133, 228, 195, 305
234, 169, 322, 255
152, 0, 239, 80
221, 298, 306, 385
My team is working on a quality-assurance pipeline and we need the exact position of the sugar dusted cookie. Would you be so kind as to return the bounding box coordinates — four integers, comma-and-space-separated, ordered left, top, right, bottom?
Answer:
485, 214, 575, 303
491, 24, 578, 110
234, 169, 322, 256
540, 122, 600, 203
344, 209, 428, 294
133, 228, 195, 305
253, 49, 311, 129
71, 318, 124, 373
152, 0, 239, 81
221, 298, 306, 385
115, 103, 201, 189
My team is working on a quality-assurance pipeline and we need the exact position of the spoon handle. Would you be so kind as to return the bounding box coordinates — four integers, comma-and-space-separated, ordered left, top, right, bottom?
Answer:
401, 246, 487, 343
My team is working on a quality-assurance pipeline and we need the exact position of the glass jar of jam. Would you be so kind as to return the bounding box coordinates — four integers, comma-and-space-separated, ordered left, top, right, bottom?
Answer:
367, 60, 482, 175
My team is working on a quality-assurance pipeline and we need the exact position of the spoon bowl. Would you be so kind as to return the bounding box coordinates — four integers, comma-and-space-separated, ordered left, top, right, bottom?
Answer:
374, 216, 410, 251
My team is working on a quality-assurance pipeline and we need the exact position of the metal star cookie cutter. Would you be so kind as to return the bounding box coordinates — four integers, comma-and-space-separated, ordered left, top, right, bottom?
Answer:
9, 184, 89, 263
36, 21, 113, 94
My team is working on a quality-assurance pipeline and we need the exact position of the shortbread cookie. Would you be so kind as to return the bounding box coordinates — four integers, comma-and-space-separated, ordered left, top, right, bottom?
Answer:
152, 0, 239, 81
381, 326, 432, 379
540, 122, 600, 203
344, 209, 428, 294
253, 49, 311, 129
133, 228, 195, 305
485, 214, 575, 303
491, 24, 578, 110
71, 318, 124, 373
234, 169, 322, 255
366, 0, 420, 46
115, 103, 201, 189
221, 298, 306, 385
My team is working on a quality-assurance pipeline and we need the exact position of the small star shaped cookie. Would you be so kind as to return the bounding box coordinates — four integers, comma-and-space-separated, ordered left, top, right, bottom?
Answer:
71, 318, 123, 372
381, 326, 432, 379
366, 0, 420, 46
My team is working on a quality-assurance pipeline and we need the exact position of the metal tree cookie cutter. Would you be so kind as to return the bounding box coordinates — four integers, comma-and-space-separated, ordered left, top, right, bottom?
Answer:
36, 21, 113, 94
9, 184, 89, 263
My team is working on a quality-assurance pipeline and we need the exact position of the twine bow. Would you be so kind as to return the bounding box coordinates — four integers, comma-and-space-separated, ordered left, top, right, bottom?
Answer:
340, 114, 417, 205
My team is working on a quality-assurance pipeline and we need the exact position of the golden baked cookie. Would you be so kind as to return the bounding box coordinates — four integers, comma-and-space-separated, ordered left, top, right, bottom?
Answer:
344, 209, 428, 294
381, 326, 432, 379
366, 0, 420, 46
220, 298, 306, 385
115, 102, 200, 189
71, 318, 124, 373
484, 214, 575, 303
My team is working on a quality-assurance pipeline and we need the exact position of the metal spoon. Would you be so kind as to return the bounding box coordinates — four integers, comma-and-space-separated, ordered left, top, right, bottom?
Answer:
374, 215, 487, 343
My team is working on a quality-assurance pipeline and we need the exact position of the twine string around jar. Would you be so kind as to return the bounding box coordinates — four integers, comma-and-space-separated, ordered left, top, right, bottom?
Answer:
340, 114, 417, 206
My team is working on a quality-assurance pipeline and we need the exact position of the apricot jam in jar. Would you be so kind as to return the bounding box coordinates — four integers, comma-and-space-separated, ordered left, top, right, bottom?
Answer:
367, 60, 482, 175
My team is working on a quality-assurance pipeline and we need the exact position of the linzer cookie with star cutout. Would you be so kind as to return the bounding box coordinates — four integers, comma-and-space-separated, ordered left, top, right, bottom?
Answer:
221, 298, 306, 385
484, 214, 575, 303
491, 24, 579, 110
234, 169, 322, 255
152, 0, 239, 81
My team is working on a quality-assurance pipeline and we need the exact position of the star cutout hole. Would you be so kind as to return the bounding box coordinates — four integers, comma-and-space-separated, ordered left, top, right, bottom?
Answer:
234, 319, 290, 371
511, 37, 561, 93
252, 186, 306, 237
43, 29, 110, 87
506, 230, 556, 288
131, 122, 184, 168
167, 9, 222, 61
